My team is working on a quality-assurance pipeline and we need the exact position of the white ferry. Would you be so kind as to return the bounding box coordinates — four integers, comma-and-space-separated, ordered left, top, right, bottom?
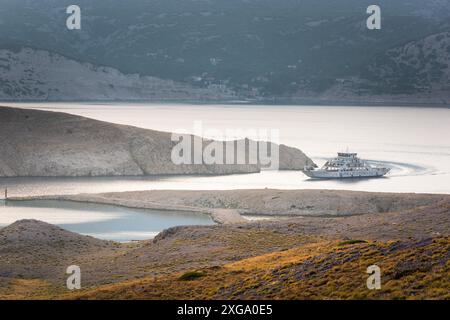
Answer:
302, 152, 390, 179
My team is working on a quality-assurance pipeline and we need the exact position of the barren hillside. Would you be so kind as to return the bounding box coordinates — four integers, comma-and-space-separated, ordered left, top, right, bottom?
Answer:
0, 107, 314, 177
0, 192, 448, 299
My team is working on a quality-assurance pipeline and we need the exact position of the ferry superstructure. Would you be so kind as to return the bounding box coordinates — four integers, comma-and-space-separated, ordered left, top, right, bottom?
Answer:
302, 152, 390, 179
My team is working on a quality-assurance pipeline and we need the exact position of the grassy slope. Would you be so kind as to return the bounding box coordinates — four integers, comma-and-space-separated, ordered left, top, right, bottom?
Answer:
68, 237, 450, 300
0, 197, 448, 300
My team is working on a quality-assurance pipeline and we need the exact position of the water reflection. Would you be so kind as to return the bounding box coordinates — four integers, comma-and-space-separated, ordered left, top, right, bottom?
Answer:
0, 200, 214, 242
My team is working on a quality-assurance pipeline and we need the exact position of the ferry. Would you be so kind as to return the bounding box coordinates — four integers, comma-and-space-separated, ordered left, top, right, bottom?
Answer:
302, 152, 390, 179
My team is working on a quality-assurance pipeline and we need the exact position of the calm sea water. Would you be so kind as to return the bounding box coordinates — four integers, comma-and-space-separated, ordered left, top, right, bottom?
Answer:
2, 103, 450, 195
0, 103, 448, 239
0, 200, 213, 242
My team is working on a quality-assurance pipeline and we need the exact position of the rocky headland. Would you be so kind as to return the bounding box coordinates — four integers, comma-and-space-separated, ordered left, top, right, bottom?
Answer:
0, 106, 314, 177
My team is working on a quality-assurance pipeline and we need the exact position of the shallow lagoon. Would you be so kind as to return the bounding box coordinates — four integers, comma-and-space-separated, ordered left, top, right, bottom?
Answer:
0, 200, 214, 242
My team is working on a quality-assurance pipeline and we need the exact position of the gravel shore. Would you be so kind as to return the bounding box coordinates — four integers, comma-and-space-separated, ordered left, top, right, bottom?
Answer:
12, 189, 449, 224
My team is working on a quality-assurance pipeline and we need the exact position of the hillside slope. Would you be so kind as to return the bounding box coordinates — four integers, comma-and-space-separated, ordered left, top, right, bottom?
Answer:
0, 219, 118, 283
1, 0, 450, 102
0, 48, 236, 101
70, 237, 450, 300
0, 194, 448, 299
0, 107, 314, 177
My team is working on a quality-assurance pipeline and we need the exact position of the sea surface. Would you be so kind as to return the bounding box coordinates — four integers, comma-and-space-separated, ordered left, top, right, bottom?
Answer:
0, 103, 449, 240
0, 200, 213, 242
3, 103, 450, 195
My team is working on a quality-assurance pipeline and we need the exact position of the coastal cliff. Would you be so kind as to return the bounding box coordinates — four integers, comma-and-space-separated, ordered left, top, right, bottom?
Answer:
0, 107, 314, 177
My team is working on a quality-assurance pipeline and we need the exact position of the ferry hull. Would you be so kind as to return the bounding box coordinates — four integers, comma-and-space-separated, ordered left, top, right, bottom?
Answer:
302, 168, 390, 179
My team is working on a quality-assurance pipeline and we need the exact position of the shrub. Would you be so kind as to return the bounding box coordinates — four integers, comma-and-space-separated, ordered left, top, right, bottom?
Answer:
178, 271, 205, 281
338, 240, 367, 246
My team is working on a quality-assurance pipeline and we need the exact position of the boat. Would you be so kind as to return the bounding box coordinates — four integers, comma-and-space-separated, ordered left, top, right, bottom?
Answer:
302, 152, 390, 179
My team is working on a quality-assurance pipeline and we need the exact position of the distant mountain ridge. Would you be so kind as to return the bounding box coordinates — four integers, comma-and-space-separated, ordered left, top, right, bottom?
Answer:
0, 48, 236, 101
1, 0, 450, 104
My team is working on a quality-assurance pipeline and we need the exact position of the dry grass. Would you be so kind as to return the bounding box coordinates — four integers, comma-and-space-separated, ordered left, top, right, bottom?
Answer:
0, 278, 65, 300
64, 237, 450, 300
1, 197, 449, 300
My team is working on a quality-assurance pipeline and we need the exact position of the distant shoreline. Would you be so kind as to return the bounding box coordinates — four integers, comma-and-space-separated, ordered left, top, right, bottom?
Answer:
1, 99, 449, 108
10, 189, 449, 224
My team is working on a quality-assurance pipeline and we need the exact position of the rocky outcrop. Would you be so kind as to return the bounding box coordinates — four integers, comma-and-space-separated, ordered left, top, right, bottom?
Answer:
0, 107, 315, 177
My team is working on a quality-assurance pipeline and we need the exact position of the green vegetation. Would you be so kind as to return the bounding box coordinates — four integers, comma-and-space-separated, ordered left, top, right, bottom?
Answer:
1, 0, 449, 97
338, 240, 368, 246
178, 271, 205, 281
